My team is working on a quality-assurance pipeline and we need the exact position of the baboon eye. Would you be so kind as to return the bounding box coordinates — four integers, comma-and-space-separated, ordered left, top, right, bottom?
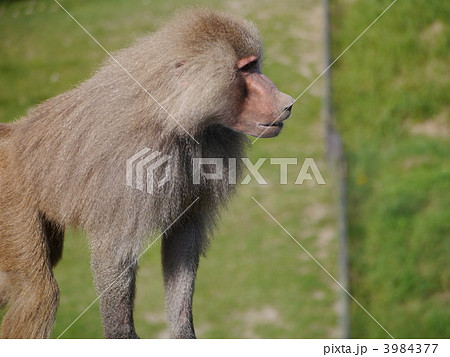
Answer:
239, 60, 258, 72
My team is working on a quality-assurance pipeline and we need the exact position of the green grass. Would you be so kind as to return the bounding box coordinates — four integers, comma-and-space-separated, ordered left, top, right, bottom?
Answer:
0, 0, 339, 338
332, 0, 450, 338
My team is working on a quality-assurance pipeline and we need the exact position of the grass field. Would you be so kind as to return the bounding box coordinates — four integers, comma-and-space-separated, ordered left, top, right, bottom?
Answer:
0, 0, 340, 338
2, 0, 446, 340
332, 0, 449, 338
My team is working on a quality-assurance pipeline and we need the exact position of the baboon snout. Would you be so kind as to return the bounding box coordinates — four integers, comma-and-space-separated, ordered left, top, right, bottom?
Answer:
278, 93, 295, 120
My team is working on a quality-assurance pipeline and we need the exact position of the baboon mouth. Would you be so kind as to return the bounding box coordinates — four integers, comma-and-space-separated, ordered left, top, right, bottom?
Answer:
259, 122, 284, 128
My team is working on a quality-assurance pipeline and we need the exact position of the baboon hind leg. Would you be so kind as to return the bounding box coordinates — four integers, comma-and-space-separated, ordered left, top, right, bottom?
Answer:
0, 209, 60, 338
0, 272, 9, 309
41, 214, 65, 267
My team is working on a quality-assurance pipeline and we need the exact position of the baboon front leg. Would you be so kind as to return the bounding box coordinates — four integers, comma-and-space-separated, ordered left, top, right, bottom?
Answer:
162, 220, 204, 339
90, 239, 140, 339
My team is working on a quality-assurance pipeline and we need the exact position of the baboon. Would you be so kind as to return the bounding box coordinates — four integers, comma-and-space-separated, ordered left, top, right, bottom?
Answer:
0, 8, 293, 338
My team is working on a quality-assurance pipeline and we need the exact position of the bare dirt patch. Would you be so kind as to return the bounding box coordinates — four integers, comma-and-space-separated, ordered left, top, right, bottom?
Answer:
408, 109, 449, 139
235, 305, 284, 338
420, 20, 445, 45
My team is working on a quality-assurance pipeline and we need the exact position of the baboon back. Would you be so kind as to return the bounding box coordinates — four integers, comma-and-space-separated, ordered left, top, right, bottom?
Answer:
0, 124, 12, 139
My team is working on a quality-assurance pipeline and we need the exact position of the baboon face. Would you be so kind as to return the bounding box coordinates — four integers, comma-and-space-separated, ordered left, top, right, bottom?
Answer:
230, 55, 294, 138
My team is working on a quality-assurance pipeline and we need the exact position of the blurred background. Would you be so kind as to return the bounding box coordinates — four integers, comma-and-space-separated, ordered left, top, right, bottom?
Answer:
0, 0, 448, 338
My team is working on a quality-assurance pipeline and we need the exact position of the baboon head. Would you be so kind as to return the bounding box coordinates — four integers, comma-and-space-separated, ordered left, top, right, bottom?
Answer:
137, 9, 294, 138
231, 54, 294, 138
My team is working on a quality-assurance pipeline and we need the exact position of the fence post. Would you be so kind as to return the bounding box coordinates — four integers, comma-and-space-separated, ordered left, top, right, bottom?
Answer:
322, 0, 350, 339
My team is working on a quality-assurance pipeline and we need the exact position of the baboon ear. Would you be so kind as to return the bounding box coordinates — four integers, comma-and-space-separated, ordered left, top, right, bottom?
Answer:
174, 61, 186, 76
174, 61, 190, 87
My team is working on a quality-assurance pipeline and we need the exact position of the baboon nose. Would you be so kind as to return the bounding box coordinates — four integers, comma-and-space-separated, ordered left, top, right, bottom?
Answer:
278, 93, 294, 120
285, 102, 294, 113
280, 93, 294, 113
